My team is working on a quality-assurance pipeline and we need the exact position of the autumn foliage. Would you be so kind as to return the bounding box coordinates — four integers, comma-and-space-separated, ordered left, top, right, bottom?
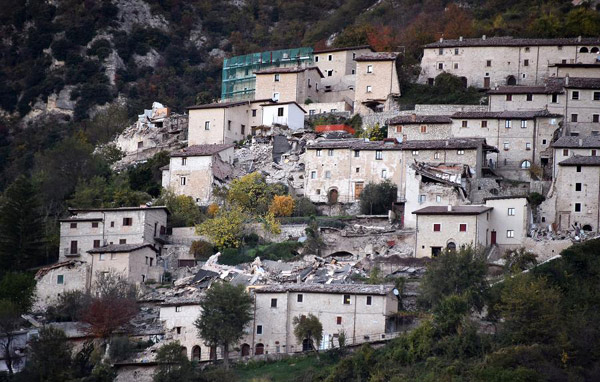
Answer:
268, 195, 295, 217
82, 297, 138, 338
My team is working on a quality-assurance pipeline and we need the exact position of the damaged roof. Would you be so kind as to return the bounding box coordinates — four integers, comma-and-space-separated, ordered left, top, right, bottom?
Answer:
387, 115, 452, 125
487, 85, 561, 95
88, 243, 156, 254
451, 110, 561, 119
307, 138, 494, 151
170, 144, 234, 157
552, 136, 600, 148
254, 283, 394, 295
355, 52, 398, 61
254, 66, 324, 78
559, 155, 600, 166
35, 260, 85, 279
412, 205, 493, 215
313, 45, 374, 54
187, 100, 248, 110
424, 36, 600, 48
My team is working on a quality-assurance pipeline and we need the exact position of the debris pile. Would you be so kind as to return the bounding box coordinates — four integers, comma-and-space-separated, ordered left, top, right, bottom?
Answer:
529, 224, 599, 242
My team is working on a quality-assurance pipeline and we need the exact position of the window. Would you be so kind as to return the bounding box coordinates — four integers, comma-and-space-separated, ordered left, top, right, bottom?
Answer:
454, 48, 459, 55
439, 48, 444, 55
325, 171, 331, 179
575, 183, 582, 191
396, 126, 402, 133
521, 160, 531, 169
461, 120, 468, 128
571, 114, 578, 122
486, 60, 492, 67
316, 149, 322, 157
572, 91, 579, 100
227, 120, 231, 131
256, 325, 263, 334
575, 203, 581, 212
420, 125, 427, 133
521, 120, 527, 128
592, 149, 598, 156
506, 94, 512, 101
145, 256, 149, 265
457, 150, 464, 155
526, 94, 533, 101
277, 107, 284, 117
328, 54, 332, 61
336, 316, 342, 325
252, 109, 257, 117
576, 165, 581, 173
433, 223, 441, 232
354, 150, 360, 157
180, 176, 186, 186
181, 157, 187, 166
328, 149, 334, 157
176, 327, 181, 334
119, 239, 126, 244
297, 294, 303, 303
381, 169, 387, 179
436, 195, 442, 203
366, 296, 372, 305
57, 275, 64, 284
526, 142, 531, 150
453, 63, 459, 69
137, 141, 143, 149
271, 298, 277, 308
504, 142, 510, 150
505, 120, 512, 128
525, 47, 530, 52
274, 74, 280, 82
99, 254, 106, 261
204, 121, 210, 130
594, 114, 600, 123
367, 65, 373, 73
481, 120, 488, 128
508, 208, 515, 216
543, 139, 547, 145
92, 222, 99, 228
551, 94, 558, 103
110, 221, 114, 228
507, 230, 515, 238
366, 85, 372, 93
434, 152, 440, 159
375, 150, 383, 160
459, 223, 467, 232
412, 150, 419, 156
343, 295, 351, 304
307, 78, 311, 87
355, 167, 360, 173
175, 306, 182, 312
327, 70, 333, 77
241, 124, 245, 135
437, 62, 443, 70
123, 218, 132, 226
70, 222, 77, 229
418, 194, 426, 204
315, 56, 319, 62
524, 59, 529, 66
563, 149, 569, 156
93, 240, 100, 248
310, 171, 316, 179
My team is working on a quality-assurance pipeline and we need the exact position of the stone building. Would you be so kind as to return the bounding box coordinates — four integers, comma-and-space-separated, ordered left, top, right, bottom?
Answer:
387, 115, 453, 141
88, 243, 163, 286
161, 144, 234, 205
254, 67, 323, 104
354, 52, 400, 115
58, 206, 169, 263
550, 63, 600, 78
187, 101, 256, 145
419, 36, 600, 88
550, 136, 600, 178
313, 45, 373, 93
483, 196, 530, 250
412, 205, 492, 257
34, 260, 90, 310
249, 284, 399, 355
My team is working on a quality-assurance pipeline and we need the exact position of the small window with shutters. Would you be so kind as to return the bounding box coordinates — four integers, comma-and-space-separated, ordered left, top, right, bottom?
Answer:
123, 218, 133, 226
336, 316, 342, 325
459, 224, 467, 232
433, 224, 441, 232
343, 295, 351, 305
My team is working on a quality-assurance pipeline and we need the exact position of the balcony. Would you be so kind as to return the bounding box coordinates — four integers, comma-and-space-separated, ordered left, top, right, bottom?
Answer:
63, 248, 81, 257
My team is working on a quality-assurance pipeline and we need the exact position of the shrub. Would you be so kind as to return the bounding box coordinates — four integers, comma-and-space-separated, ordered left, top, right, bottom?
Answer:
293, 197, 318, 217
359, 181, 397, 215
190, 240, 214, 260
269, 195, 295, 217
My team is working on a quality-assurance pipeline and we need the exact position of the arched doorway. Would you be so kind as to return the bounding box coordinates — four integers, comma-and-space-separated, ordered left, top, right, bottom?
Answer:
591, 47, 599, 53
582, 224, 593, 231
328, 188, 339, 204
192, 346, 201, 361
302, 338, 313, 352
241, 343, 250, 356
447, 242, 457, 252
506, 75, 517, 86
255, 343, 265, 355
180, 346, 188, 358
579, 47, 589, 53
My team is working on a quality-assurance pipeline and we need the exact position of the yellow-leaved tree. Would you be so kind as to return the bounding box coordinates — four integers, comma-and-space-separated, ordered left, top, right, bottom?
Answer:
268, 195, 295, 217
196, 206, 246, 250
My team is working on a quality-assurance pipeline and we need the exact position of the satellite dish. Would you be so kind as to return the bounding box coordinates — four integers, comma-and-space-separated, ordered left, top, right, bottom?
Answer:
392, 288, 399, 296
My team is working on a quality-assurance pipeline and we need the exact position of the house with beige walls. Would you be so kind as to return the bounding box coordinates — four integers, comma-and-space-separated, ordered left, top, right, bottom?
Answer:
34, 260, 90, 311
419, 36, 600, 88
313, 45, 374, 92
550, 136, 600, 178
387, 115, 452, 141
254, 67, 323, 105
88, 243, 163, 286
354, 52, 400, 115
161, 144, 234, 205
483, 196, 530, 250
187, 101, 255, 145
550, 63, 600, 78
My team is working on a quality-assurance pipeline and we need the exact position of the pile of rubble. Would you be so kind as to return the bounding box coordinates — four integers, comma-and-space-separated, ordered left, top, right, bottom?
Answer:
530, 224, 600, 242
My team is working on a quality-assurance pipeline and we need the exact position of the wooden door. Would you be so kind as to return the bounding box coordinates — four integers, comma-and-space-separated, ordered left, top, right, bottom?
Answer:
483, 77, 490, 88
490, 231, 497, 245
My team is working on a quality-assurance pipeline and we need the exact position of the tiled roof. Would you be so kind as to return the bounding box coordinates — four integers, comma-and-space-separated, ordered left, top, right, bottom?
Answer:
424, 36, 600, 48
88, 243, 156, 254
170, 144, 234, 157
401, 138, 494, 150
313, 45, 374, 54
552, 136, 600, 148
559, 155, 600, 166
254, 66, 324, 78
259, 101, 307, 113
187, 100, 248, 110
487, 86, 559, 95
483, 195, 528, 201
562, 77, 600, 89
254, 283, 394, 295
307, 138, 496, 151
69, 206, 169, 214
355, 52, 398, 61
412, 205, 493, 215
35, 260, 85, 279
451, 110, 561, 119
387, 115, 452, 125
59, 217, 103, 223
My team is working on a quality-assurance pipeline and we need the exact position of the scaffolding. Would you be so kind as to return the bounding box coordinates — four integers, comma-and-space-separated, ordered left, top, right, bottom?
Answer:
221, 47, 314, 101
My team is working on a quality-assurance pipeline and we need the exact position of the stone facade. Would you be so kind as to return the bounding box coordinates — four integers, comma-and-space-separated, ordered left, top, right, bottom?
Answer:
354, 53, 400, 115
313, 46, 373, 93
34, 261, 90, 311
88, 244, 163, 286
58, 207, 168, 263
484, 196, 530, 250
188, 102, 252, 145
419, 36, 600, 88
254, 67, 323, 104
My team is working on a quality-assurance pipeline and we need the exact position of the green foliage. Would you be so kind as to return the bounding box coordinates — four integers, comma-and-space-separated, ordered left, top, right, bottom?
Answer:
69, 176, 152, 209
46, 290, 92, 322
502, 248, 537, 274
0, 176, 46, 271
156, 189, 204, 227
303, 217, 325, 255
293, 314, 324, 351
226, 172, 287, 215
358, 123, 387, 141
399, 74, 484, 107
433, 294, 470, 336
218, 241, 301, 266
24, 327, 73, 382
292, 197, 318, 217
197, 206, 246, 250
0, 272, 36, 312
154, 341, 196, 382
127, 151, 170, 197
527, 192, 545, 207
189, 240, 214, 260
194, 282, 253, 363
359, 180, 398, 215
419, 246, 488, 311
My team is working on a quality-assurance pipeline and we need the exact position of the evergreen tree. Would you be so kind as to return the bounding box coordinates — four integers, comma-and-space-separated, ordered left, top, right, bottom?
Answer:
0, 175, 45, 272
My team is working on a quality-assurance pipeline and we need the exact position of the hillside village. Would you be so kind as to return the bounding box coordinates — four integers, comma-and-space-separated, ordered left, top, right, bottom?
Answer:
3, 31, 600, 381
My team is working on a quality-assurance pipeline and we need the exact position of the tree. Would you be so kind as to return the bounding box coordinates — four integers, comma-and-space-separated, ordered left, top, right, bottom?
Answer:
226, 172, 286, 215
154, 342, 196, 382
419, 246, 488, 311
189, 240, 214, 260
0, 272, 36, 312
503, 248, 537, 274
0, 175, 46, 271
359, 181, 398, 215
25, 327, 73, 382
157, 189, 204, 227
194, 282, 253, 367
293, 314, 323, 354
269, 195, 295, 217
359, 123, 387, 141
433, 294, 470, 336
197, 206, 246, 250
0, 300, 23, 375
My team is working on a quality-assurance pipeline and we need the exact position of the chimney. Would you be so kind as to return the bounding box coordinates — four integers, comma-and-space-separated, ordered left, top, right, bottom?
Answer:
579, 138, 583, 147
459, 36, 463, 41
482, 35, 486, 41
577, 35, 582, 43
440, 37, 443, 43
447, 205, 453, 212
411, 113, 417, 122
